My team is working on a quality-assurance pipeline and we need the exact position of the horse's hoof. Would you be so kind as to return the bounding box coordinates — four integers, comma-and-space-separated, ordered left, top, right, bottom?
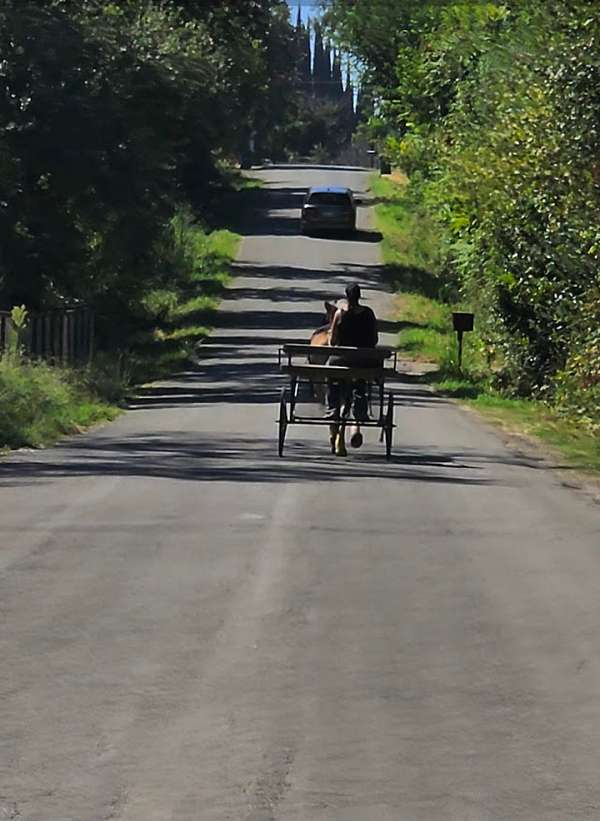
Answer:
350, 431, 363, 449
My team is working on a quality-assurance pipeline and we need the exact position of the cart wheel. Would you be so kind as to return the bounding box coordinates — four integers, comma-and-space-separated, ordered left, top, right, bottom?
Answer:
278, 389, 288, 457
290, 376, 299, 419
384, 392, 394, 461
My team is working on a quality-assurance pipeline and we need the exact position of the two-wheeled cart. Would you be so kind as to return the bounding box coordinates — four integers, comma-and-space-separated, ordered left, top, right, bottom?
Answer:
277, 344, 397, 459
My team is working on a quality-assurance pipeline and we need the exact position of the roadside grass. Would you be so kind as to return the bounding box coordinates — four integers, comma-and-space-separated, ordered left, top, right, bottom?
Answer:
371, 175, 444, 284
372, 175, 488, 379
1, 185, 244, 449
213, 161, 265, 194
114, 171, 248, 388
127, 226, 241, 384
394, 293, 453, 362
0, 356, 120, 449
138, 193, 245, 380
372, 172, 600, 475
207, 170, 264, 231
466, 395, 600, 473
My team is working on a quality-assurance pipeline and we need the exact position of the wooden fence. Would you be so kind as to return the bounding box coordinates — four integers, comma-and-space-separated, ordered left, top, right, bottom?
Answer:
0, 307, 95, 363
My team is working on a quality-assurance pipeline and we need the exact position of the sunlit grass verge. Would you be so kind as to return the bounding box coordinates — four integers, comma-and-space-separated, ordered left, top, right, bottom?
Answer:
372, 173, 600, 475
0, 357, 119, 450
371, 174, 487, 375
0, 193, 243, 450
129, 226, 241, 384
394, 292, 455, 362
371, 175, 445, 284
406, 293, 600, 476
465, 395, 600, 474
0, 226, 240, 450
214, 161, 265, 193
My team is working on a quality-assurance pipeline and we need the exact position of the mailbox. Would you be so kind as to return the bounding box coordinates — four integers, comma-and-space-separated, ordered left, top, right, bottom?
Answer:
452, 312, 474, 333
452, 312, 474, 368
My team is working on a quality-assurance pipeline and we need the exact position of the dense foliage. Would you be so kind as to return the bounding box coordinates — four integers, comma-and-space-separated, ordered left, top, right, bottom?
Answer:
0, 353, 119, 447
327, 0, 600, 422
0, 0, 295, 323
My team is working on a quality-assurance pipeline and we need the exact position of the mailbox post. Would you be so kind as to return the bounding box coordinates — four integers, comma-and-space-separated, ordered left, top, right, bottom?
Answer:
452, 311, 474, 368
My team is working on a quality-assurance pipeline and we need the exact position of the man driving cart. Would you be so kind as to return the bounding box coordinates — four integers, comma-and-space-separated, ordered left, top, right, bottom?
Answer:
324, 283, 378, 421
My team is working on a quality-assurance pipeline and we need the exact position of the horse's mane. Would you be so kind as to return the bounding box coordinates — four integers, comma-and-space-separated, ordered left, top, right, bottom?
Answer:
314, 323, 330, 334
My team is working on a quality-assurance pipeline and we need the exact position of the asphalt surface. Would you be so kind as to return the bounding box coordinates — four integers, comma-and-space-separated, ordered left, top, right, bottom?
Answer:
1, 166, 600, 821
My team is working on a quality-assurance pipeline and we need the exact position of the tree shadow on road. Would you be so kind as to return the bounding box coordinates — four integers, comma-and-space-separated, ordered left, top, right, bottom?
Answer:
231, 262, 387, 290
0, 171, 530, 490
303, 229, 383, 244
0, 431, 526, 488
221, 285, 339, 304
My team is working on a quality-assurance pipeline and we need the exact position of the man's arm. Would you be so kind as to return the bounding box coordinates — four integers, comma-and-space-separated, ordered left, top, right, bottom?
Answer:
329, 308, 344, 346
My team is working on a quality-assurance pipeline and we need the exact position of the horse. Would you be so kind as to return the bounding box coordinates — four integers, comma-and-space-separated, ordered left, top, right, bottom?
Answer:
308, 299, 363, 455
307, 300, 341, 401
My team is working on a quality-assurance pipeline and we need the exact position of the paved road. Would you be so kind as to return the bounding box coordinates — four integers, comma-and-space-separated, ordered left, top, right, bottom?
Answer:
1, 166, 600, 821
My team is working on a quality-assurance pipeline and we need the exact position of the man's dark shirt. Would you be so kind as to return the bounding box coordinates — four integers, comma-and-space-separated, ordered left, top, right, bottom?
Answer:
337, 305, 377, 348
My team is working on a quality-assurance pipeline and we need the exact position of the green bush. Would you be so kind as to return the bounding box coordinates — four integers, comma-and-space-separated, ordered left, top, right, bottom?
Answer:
139, 289, 180, 324
0, 1, 297, 313
0, 358, 118, 449
331, 0, 600, 418
371, 176, 448, 293
554, 297, 600, 429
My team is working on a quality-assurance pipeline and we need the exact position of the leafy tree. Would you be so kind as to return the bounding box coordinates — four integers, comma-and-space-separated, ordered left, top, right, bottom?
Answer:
327, 0, 600, 412
0, 0, 298, 323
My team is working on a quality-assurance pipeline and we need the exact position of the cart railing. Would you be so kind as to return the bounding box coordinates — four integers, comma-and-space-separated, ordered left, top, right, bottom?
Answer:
279, 343, 396, 367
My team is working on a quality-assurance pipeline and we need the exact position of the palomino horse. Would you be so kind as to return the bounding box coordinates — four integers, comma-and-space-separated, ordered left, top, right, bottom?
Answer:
308, 300, 363, 455
308, 300, 341, 400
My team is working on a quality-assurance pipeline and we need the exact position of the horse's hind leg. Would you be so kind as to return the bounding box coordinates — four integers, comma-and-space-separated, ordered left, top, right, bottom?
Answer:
315, 378, 326, 405
335, 422, 347, 457
329, 423, 338, 454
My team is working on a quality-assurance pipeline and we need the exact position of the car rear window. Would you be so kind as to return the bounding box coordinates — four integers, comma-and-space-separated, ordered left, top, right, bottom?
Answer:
307, 193, 352, 207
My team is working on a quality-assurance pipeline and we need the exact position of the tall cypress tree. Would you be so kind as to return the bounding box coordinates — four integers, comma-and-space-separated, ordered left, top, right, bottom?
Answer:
312, 21, 327, 98
355, 84, 364, 128
355, 84, 374, 128
301, 18, 311, 87
343, 64, 355, 141
323, 40, 333, 99
332, 50, 343, 102
294, 4, 311, 91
